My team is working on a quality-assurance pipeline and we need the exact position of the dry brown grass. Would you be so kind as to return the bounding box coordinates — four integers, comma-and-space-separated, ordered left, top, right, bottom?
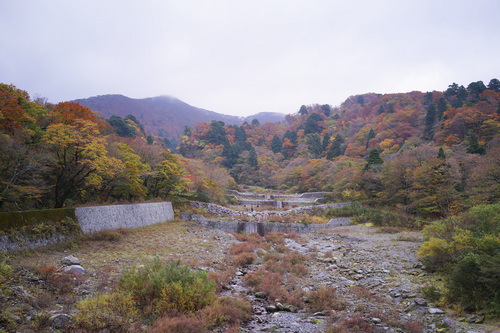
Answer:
233, 253, 256, 267
37, 264, 57, 280
404, 320, 424, 333
326, 312, 373, 333
307, 286, 347, 312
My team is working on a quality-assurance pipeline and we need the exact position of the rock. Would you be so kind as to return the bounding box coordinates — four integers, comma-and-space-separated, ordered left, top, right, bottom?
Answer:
235, 270, 244, 276
255, 291, 268, 299
61, 255, 80, 266
372, 317, 382, 324
9, 314, 21, 322
404, 303, 416, 313
465, 314, 484, 324
414, 298, 427, 306
276, 302, 285, 311
313, 311, 329, 316
266, 305, 277, 313
327, 264, 338, 270
428, 307, 445, 314
443, 317, 456, 327
51, 314, 72, 329
64, 265, 85, 275
284, 305, 298, 313
253, 305, 265, 315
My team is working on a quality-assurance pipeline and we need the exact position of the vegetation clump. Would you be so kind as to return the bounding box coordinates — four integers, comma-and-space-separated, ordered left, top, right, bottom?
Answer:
117, 257, 216, 317
419, 203, 500, 315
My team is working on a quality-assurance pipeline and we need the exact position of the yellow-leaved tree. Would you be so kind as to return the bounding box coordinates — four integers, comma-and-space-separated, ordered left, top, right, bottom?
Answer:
145, 151, 190, 200
43, 120, 118, 208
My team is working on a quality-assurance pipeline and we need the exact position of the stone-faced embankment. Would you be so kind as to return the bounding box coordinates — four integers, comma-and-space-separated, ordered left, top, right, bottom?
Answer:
75, 202, 174, 233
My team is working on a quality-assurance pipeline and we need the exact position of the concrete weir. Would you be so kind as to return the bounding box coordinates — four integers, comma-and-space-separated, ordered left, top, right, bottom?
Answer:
180, 213, 352, 236
227, 190, 329, 208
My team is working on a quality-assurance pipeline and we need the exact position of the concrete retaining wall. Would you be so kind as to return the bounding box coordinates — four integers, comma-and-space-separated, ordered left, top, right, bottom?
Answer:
75, 202, 174, 233
1, 202, 175, 252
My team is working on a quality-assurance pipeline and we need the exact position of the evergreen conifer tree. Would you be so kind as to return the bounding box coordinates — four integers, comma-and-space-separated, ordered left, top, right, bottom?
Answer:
364, 149, 383, 171
271, 134, 282, 154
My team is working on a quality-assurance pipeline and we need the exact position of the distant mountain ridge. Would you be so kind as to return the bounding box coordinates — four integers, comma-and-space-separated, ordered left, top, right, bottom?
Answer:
72, 94, 285, 139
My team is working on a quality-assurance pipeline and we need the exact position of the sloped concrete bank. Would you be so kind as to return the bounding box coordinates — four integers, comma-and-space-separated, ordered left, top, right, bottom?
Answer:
75, 202, 174, 233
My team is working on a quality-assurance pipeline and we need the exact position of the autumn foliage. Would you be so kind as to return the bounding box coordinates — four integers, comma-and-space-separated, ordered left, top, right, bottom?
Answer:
0, 83, 234, 211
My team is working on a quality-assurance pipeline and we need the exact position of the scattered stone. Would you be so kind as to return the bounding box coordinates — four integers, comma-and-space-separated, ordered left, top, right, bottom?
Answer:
464, 314, 484, 324
253, 305, 265, 315
372, 317, 382, 324
428, 308, 445, 314
313, 311, 329, 317
443, 317, 456, 327
266, 305, 277, 313
64, 265, 85, 275
414, 298, 427, 306
404, 303, 416, 313
284, 305, 298, 313
255, 291, 267, 299
9, 314, 21, 322
51, 314, 72, 329
61, 255, 80, 266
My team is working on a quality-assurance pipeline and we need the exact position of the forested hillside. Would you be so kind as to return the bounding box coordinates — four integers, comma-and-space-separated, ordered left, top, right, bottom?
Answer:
73, 94, 285, 144
1, 79, 500, 316
2, 79, 499, 217
0, 84, 234, 211
179, 79, 500, 218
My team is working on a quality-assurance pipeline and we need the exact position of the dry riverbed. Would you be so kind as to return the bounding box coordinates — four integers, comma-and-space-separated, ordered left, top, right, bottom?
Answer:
1, 220, 498, 332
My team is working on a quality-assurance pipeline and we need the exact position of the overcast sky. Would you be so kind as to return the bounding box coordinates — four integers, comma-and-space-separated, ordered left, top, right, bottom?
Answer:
1, 1, 499, 117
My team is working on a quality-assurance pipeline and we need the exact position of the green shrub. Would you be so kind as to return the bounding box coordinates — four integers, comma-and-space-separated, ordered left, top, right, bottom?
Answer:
420, 285, 442, 303
469, 203, 500, 235
158, 277, 216, 315
419, 203, 500, 315
118, 258, 216, 317
325, 203, 418, 229
72, 292, 138, 331
0, 261, 13, 285
447, 253, 500, 315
